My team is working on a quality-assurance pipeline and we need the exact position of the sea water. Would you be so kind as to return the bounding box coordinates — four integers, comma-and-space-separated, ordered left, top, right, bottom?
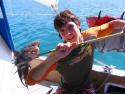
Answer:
4, 0, 125, 69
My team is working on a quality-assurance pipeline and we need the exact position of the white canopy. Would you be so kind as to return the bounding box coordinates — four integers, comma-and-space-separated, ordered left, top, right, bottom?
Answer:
35, 0, 58, 11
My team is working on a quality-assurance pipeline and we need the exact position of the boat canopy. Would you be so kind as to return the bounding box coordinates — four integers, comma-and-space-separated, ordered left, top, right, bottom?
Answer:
0, 0, 15, 51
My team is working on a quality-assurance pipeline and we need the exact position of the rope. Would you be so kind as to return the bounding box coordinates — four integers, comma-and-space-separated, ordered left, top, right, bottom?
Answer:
83, 31, 124, 44
96, 72, 111, 92
95, 64, 116, 92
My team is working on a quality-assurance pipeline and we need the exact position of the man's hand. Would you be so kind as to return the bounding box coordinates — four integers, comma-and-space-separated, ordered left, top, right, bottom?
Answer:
54, 42, 77, 60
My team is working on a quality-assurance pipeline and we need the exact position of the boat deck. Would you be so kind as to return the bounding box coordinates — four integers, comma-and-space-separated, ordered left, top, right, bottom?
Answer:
0, 60, 59, 94
1, 60, 125, 94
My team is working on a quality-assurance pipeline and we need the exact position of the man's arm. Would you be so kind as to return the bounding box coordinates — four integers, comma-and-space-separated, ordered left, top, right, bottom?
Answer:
109, 20, 125, 30
82, 19, 125, 38
26, 52, 58, 85
81, 20, 125, 52
26, 42, 77, 85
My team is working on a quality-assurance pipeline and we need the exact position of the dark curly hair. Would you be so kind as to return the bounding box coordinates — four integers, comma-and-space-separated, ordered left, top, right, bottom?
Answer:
54, 10, 81, 32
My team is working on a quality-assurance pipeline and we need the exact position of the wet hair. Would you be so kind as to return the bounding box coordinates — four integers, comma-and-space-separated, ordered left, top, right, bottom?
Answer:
54, 10, 81, 32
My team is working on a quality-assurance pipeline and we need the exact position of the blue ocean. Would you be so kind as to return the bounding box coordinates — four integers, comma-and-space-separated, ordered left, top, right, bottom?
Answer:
4, 0, 125, 69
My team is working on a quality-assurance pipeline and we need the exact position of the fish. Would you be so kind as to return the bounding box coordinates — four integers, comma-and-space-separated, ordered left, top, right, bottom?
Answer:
14, 41, 40, 87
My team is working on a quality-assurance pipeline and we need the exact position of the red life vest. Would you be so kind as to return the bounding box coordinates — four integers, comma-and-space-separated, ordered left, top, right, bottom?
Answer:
86, 11, 125, 27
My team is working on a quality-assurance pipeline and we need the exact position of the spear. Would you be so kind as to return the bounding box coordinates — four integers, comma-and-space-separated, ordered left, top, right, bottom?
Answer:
40, 31, 124, 55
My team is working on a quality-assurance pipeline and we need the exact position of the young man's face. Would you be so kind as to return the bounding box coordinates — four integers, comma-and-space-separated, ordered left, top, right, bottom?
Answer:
58, 21, 81, 43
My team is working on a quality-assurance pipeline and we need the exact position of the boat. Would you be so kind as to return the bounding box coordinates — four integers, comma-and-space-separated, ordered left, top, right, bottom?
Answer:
0, 0, 125, 94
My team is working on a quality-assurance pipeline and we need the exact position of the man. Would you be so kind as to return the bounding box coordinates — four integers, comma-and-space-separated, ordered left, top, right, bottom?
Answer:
15, 10, 125, 94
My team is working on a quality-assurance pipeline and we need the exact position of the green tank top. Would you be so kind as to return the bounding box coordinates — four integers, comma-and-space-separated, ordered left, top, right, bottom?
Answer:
57, 43, 94, 92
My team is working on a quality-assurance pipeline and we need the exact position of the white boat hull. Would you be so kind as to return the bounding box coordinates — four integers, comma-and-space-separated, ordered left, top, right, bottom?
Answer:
0, 35, 125, 94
